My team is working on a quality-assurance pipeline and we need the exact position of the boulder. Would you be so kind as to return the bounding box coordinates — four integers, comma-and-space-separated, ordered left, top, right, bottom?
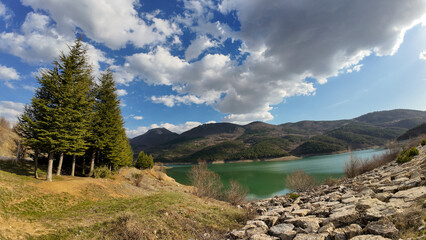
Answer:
269, 223, 296, 240
327, 205, 358, 227
249, 234, 279, 240
318, 222, 334, 235
364, 221, 398, 238
293, 233, 330, 240
332, 224, 362, 240
285, 216, 323, 233
244, 220, 269, 237
350, 234, 391, 240
293, 209, 311, 216
255, 215, 279, 227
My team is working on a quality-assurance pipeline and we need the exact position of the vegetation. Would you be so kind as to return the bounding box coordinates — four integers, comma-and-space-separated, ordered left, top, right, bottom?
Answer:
93, 165, 113, 179
288, 193, 300, 199
135, 151, 154, 169
14, 38, 132, 181
396, 147, 419, 164
285, 170, 316, 192
0, 161, 246, 239
345, 149, 400, 178
188, 163, 248, 205
422, 140, 426, 146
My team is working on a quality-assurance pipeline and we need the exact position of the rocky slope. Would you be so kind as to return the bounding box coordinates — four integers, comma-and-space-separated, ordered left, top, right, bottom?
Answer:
230, 145, 426, 240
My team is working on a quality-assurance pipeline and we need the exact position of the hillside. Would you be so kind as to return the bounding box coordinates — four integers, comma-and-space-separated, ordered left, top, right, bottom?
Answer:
130, 109, 426, 163
397, 122, 426, 141
0, 161, 245, 239
0, 117, 19, 158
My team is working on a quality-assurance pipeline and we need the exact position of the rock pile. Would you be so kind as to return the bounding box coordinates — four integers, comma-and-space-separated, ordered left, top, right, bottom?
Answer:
230, 145, 426, 240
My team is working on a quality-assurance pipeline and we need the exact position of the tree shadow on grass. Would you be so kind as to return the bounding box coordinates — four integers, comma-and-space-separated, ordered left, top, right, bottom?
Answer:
0, 159, 36, 177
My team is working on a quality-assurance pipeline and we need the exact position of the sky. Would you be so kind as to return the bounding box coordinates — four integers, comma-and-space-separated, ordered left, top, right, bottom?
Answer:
0, 0, 426, 138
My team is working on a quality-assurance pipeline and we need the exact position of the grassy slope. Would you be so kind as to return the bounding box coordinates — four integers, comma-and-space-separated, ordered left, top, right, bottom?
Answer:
0, 161, 245, 240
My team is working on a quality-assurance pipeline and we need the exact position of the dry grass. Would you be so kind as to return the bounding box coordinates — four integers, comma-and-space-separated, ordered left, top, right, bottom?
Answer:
345, 149, 400, 178
285, 169, 316, 192
323, 176, 343, 186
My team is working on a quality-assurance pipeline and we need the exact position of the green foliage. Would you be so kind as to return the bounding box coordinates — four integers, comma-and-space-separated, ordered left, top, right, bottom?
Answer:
421, 140, 426, 146
396, 147, 419, 164
93, 166, 113, 179
135, 151, 154, 169
289, 193, 300, 199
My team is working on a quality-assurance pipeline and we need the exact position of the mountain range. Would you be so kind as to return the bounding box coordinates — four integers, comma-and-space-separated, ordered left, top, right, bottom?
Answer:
130, 109, 426, 163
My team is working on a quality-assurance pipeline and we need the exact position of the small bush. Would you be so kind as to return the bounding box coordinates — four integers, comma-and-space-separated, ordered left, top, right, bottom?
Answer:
224, 180, 248, 205
285, 170, 316, 192
132, 173, 144, 187
134, 151, 154, 169
93, 166, 112, 178
323, 176, 341, 186
396, 147, 419, 164
103, 212, 146, 240
421, 140, 426, 146
289, 193, 300, 199
188, 162, 223, 199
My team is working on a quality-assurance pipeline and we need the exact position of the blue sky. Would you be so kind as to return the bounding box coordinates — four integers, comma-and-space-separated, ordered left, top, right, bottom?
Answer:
0, 0, 426, 137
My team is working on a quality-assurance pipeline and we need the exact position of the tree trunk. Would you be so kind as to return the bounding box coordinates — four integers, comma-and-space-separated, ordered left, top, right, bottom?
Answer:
34, 149, 39, 179
71, 155, 76, 176
82, 156, 86, 175
88, 150, 96, 177
46, 152, 54, 181
56, 152, 64, 176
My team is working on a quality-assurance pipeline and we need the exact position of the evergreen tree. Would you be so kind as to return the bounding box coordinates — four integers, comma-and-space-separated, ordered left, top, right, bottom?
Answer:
135, 151, 154, 169
90, 69, 132, 171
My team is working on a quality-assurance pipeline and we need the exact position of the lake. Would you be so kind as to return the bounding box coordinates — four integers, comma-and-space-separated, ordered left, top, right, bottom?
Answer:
166, 148, 388, 199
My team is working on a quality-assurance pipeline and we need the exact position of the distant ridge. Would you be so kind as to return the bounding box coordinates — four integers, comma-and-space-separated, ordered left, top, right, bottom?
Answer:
130, 109, 426, 163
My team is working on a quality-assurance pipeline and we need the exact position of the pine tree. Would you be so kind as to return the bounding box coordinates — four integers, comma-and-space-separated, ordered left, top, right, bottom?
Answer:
135, 151, 154, 169
90, 69, 133, 171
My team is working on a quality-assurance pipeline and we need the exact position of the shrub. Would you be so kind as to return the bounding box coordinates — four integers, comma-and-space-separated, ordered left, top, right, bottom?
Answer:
132, 173, 144, 187
134, 151, 154, 169
93, 165, 112, 178
323, 176, 341, 186
285, 170, 316, 192
103, 212, 146, 240
421, 140, 426, 146
345, 149, 400, 178
188, 162, 223, 199
396, 147, 419, 164
224, 180, 248, 205
289, 193, 300, 199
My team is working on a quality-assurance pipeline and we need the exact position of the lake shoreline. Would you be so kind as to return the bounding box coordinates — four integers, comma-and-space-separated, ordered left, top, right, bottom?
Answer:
161, 146, 384, 166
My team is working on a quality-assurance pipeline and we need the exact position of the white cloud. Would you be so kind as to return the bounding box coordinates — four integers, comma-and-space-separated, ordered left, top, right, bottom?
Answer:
420, 50, 426, 60
0, 101, 25, 123
126, 120, 216, 138
120, 0, 426, 123
185, 35, 216, 61
133, 116, 143, 120
21, 0, 180, 49
0, 64, 20, 88
115, 89, 128, 97
0, 2, 12, 21
22, 85, 36, 92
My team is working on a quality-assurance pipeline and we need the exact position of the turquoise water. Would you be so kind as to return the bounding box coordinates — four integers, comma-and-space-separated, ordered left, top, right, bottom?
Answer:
166, 149, 388, 199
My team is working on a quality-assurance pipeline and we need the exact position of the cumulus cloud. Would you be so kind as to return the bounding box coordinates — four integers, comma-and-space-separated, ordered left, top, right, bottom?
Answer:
185, 35, 216, 61
115, 89, 128, 97
119, 0, 426, 124
0, 64, 20, 88
21, 0, 180, 49
0, 1, 12, 21
126, 120, 215, 138
0, 101, 25, 123
420, 50, 426, 60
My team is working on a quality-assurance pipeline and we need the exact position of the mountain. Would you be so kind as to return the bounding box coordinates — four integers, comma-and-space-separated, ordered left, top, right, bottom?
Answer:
130, 109, 426, 162
396, 122, 426, 141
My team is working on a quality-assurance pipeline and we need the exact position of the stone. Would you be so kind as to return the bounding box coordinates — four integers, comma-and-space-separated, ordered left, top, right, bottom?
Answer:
364, 203, 400, 220
293, 233, 329, 240
327, 205, 358, 227
364, 221, 399, 238
332, 224, 362, 240
350, 234, 391, 240
377, 185, 399, 193
293, 209, 311, 216
374, 192, 392, 202
341, 196, 358, 204
285, 216, 323, 233
389, 186, 426, 207
249, 234, 279, 240
230, 229, 245, 239
269, 223, 294, 236
244, 220, 269, 236
318, 222, 334, 235
255, 215, 279, 227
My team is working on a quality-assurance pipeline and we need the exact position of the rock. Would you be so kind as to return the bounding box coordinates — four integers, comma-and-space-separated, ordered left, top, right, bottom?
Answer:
249, 234, 279, 240
341, 196, 358, 204
364, 203, 400, 220
327, 205, 358, 227
255, 215, 279, 227
293, 233, 329, 240
332, 224, 362, 240
285, 216, 323, 233
374, 192, 392, 202
269, 223, 296, 240
244, 220, 269, 237
293, 209, 311, 216
318, 222, 334, 235
377, 185, 399, 193
350, 234, 391, 240
230, 229, 245, 239
364, 221, 399, 238
389, 186, 426, 208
